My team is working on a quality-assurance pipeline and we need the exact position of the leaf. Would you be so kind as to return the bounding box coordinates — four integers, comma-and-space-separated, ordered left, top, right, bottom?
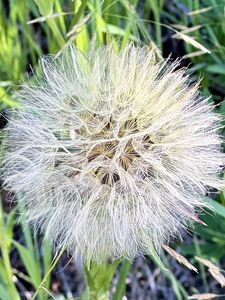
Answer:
0, 282, 11, 300
112, 259, 131, 300
3, 209, 15, 249
0, 87, 20, 108
206, 64, 225, 75
31, 248, 65, 300
219, 100, 225, 113
0, 259, 7, 285
101, 24, 139, 42
149, 243, 169, 271
12, 240, 42, 288
203, 197, 225, 218
43, 240, 53, 290
17, 200, 35, 256
35, 0, 54, 16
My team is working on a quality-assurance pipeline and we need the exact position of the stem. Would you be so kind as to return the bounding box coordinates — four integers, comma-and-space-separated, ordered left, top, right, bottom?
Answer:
31, 247, 65, 300
47, 17, 65, 48
83, 259, 120, 300
151, 0, 163, 50
0, 201, 20, 300
112, 259, 131, 300
194, 236, 208, 292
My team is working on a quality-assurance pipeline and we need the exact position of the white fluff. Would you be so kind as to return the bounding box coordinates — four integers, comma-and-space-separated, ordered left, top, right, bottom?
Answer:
2, 44, 224, 263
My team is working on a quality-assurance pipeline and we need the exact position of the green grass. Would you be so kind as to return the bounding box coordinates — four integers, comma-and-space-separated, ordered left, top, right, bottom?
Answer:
0, 0, 225, 299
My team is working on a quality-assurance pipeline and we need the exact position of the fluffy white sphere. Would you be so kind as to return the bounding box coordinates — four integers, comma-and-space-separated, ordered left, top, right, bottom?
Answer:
2, 44, 224, 262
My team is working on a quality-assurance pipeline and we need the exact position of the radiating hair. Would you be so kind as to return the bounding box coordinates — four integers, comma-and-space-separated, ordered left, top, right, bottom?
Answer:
2, 44, 224, 263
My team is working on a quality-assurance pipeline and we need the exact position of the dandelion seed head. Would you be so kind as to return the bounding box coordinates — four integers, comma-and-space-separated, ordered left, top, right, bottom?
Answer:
2, 44, 224, 263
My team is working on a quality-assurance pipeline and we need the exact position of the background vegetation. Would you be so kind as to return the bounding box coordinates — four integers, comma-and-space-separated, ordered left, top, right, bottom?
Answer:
1, 0, 225, 299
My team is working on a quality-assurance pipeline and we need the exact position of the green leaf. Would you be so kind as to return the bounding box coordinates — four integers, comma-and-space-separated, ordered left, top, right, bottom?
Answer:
149, 243, 169, 271
12, 240, 42, 288
0, 259, 7, 285
219, 99, 225, 113
35, 0, 54, 16
17, 200, 35, 255
112, 259, 131, 300
101, 23, 139, 42
204, 197, 225, 218
206, 64, 225, 75
3, 208, 15, 249
0, 282, 11, 300
43, 240, 53, 290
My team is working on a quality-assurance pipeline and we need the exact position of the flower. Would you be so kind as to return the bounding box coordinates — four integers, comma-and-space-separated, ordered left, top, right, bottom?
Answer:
2, 44, 224, 263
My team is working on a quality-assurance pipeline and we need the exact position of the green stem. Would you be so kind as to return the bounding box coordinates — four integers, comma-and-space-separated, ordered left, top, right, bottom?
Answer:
83, 259, 120, 300
0, 201, 20, 300
194, 236, 208, 292
112, 259, 131, 300
47, 17, 65, 48
31, 247, 65, 300
151, 0, 163, 50
71, 0, 87, 27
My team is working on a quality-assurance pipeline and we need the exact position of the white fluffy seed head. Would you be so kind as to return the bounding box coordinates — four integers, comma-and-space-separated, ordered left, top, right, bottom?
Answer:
2, 44, 224, 263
